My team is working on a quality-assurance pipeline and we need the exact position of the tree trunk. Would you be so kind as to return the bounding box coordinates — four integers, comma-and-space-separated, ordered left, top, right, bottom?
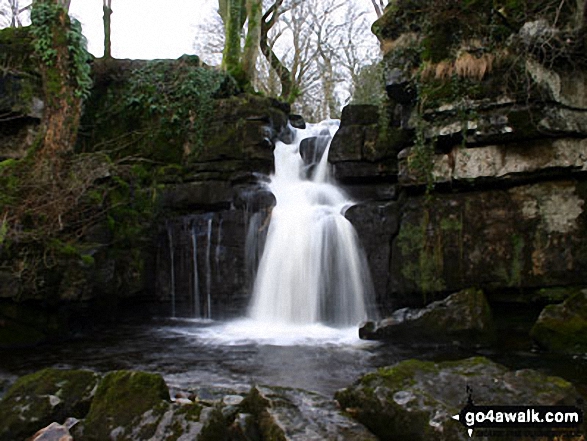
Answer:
103, 0, 112, 58
220, 0, 246, 78
260, 0, 293, 101
242, 0, 262, 84
33, 0, 82, 160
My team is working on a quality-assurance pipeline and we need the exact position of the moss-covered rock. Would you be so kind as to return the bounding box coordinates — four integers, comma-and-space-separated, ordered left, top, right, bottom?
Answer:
390, 180, 587, 305
0, 368, 99, 441
238, 385, 377, 441
80, 370, 170, 441
335, 356, 582, 441
530, 290, 587, 354
360, 288, 495, 345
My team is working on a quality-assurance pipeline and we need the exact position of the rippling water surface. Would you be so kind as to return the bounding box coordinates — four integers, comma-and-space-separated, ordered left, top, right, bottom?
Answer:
1, 318, 585, 399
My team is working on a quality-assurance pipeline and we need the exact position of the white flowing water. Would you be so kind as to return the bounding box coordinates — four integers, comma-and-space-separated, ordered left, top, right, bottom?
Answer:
248, 120, 375, 327
191, 225, 201, 318
205, 218, 213, 319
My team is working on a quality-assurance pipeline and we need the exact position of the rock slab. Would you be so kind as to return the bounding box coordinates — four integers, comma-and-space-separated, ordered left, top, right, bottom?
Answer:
335, 357, 582, 441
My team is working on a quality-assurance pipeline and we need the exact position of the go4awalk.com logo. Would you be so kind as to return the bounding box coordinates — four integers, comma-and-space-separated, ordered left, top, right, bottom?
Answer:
452, 387, 584, 437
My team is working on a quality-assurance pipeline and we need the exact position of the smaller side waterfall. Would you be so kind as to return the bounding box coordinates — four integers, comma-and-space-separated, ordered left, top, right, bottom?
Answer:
191, 225, 201, 317
166, 223, 176, 318
205, 218, 213, 319
158, 214, 224, 319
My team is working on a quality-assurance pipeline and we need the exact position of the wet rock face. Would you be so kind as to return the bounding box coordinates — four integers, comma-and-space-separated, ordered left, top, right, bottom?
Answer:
335, 357, 582, 441
360, 288, 495, 345
328, 104, 401, 186
531, 290, 587, 354
345, 202, 400, 314
154, 179, 275, 318
389, 180, 587, 307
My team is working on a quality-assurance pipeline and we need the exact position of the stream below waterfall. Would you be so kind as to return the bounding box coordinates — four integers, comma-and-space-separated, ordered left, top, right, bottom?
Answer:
1, 317, 586, 399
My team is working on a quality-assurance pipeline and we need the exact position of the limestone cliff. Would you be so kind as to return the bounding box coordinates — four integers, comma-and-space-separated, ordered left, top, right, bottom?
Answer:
332, 0, 587, 319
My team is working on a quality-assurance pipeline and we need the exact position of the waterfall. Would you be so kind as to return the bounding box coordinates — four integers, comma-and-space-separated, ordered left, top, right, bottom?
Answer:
215, 218, 223, 280
205, 217, 213, 319
166, 223, 176, 318
191, 224, 201, 318
248, 120, 375, 327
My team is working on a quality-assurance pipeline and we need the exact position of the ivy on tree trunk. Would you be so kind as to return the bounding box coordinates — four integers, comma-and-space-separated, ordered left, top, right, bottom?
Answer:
242, 0, 262, 84
32, 0, 83, 161
219, 0, 246, 81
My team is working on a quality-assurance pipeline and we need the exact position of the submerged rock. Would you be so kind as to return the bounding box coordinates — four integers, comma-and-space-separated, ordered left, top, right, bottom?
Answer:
335, 357, 582, 441
530, 290, 587, 354
360, 288, 494, 345
0, 368, 99, 441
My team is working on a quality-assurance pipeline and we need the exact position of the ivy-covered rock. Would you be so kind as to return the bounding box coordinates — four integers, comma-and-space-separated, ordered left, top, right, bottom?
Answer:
360, 288, 495, 345
0, 368, 99, 441
530, 290, 587, 354
335, 357, 582, 441
0, 27, 43, 161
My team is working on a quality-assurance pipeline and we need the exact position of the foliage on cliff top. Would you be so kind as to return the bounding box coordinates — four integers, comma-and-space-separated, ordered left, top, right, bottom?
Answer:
30, 2, 92, 100
82, 57, 238, 164
374, 0, 582, 43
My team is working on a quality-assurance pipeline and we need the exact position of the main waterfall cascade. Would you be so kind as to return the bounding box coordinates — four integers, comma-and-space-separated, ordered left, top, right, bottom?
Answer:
248, 120, 376, 327
160, 120, 376, 342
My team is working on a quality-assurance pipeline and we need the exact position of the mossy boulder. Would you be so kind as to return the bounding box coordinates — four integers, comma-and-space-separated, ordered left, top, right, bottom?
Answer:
335, 356, 581, 441
80, 370, 170, 440
0, 368, 99, 441
72, 369, 207, 441
360, 288, 495, 345
530, 290, 587, 354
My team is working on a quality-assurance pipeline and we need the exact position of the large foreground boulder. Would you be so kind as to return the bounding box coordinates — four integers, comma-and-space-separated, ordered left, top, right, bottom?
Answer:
0, 367, 377, 441
77, 370, 173, 441
0, 368, 99, 441
335, 357, 582, 441
530, 290, 587, 354
359, 288, 494, 345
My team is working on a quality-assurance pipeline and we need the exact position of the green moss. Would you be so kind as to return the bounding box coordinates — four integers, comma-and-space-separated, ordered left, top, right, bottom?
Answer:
83, 59, 235, 164
198, 406, 231, 441
0, 368, 99, 441
397, 214, 446, 296
83, 370, 170, 441
238, 387, 286, 441
510, 234, 525, 287
530, 292, 587, 353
